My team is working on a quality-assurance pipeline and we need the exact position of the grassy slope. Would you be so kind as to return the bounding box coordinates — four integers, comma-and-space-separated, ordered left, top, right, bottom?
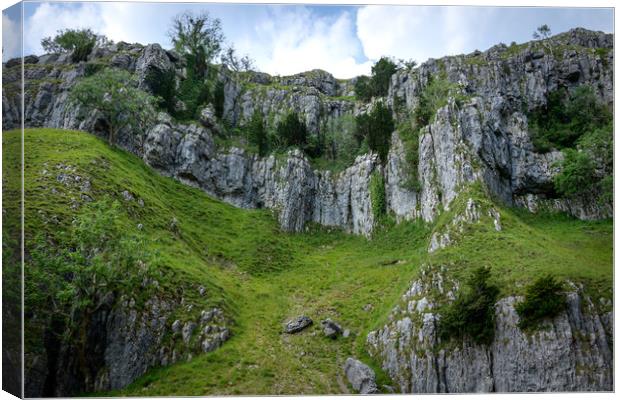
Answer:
6, 128, 612, 396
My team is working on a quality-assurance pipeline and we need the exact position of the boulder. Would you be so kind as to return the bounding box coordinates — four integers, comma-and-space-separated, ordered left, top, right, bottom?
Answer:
199, 104, 220, 133
284, 316, 313, 334
135, 43, 174, 92
344, 358, 379, 394
321, 318, 343, 339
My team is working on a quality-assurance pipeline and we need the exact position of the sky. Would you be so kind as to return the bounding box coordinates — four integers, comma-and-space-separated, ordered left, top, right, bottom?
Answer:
2, 1, 614, 79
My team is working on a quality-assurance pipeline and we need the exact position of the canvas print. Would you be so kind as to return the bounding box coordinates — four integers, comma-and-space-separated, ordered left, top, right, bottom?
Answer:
1, 1, 614, 397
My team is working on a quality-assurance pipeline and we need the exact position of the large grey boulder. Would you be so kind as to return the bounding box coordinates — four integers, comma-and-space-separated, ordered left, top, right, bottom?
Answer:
284, 316, 313, 334
135, 43, 174, 92
344, 358, 379, 394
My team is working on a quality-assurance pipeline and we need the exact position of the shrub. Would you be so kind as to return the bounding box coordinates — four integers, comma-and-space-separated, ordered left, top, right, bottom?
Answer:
414, 75, 458, 127
529, 85, 612, 152
70, 68, 158, 145
516, 275, 565, 330
84, 61, 106, 77
370, 171, 386, 221
276, 112, 308, 149
399, 121, 421, 191
439, 266, 500, 345
246, 110, 268, 156
355, 102, 394, 163
554, 149, 596, 198
322, 114, 359, 168
370, 57, 398, 97
354, 76, 373, 102
354, 57, 398, 101
27, 199, 155, 332
41, 29, 109, 63
145, 67, 178, 114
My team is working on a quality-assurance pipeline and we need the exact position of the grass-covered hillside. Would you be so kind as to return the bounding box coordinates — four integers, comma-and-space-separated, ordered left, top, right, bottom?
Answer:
7, 128, 612, 395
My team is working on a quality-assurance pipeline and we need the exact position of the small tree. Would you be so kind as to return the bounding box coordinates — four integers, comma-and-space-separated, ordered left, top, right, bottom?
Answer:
246, 110, 268, 156
398, 58, 417, 71
554, 149, 596, 198
70, 68, 158, 145
370, 56, 398, 97
354, 75, 373, 102
41, 28, 110, 62
169, 11, 225, 78
221, 45, 255, 72
533, 24, 551, 41
276, 112, 308, 149
355, 102, 395, 163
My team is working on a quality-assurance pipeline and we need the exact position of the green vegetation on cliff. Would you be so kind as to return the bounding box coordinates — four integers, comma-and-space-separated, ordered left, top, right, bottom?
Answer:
7, 128, 612, 396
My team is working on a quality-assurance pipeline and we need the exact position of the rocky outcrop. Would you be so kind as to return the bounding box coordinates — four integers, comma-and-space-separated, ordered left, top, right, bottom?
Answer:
344, 358, 379, 394
366, 265, 613, 393
24, 277, 231, 397
2, 28, 613, 234
389, 28, 613, 221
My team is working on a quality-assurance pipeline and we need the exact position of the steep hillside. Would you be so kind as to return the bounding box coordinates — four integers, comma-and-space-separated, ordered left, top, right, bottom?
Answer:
2, 26, 614, 395
4, 128, 612, 395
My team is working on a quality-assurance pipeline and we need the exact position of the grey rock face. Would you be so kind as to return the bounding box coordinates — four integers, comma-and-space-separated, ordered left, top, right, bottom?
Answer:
284, 316, 313, 334
3, 28, 612, 234
135, 43, 174, 92
388, 29, 613, 221
366, 266, 613, 393
344, 358, 379, 394
25, 291, 232, 397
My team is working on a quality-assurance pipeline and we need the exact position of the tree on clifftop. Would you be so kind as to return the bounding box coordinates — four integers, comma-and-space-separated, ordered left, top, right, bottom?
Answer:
169, 11, 225, 78
533, 24, 552, 41
41, 28, 110, 63
70, 68, 158, 145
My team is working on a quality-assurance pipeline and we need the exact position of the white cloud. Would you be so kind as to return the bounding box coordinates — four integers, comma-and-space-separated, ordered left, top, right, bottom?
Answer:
24, 3, 105, 55
242, 7, 372, 78
3, 13, 21, 61
356, 6, 491, 64
22, 3, 372, 78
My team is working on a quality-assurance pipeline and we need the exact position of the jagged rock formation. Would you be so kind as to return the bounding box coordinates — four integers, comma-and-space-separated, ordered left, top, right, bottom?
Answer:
2, 28, 613, 237
388, 28, 613, 221
25, 286, 231, 397
366, 264, 613, 393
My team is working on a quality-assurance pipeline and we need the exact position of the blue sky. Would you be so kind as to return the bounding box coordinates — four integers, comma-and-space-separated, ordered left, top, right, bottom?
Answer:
3, 2, 614, 78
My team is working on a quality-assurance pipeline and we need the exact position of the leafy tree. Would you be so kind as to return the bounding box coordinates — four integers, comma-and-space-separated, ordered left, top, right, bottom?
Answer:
553, 149, 596, 198
145, 67, 177, 114
439, 266, 500, 345
354, 57, 398, 101
70, 68, 158, 145
355, 102, 395, 163
276, 112, 308, 149
371, 56, 398, 97
41, 28, 110, 62
169, 11, 225, 78
354, 75, 373, 102
246, 110, 268, 156
516, 275, 565, 330
533, 24, 551, 40
529, 85, 612, 152
398, 58, 418, 71
221, 45, 255, 72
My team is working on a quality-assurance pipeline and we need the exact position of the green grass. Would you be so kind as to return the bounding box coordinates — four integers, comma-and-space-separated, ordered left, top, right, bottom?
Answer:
5, 128, 612, 396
